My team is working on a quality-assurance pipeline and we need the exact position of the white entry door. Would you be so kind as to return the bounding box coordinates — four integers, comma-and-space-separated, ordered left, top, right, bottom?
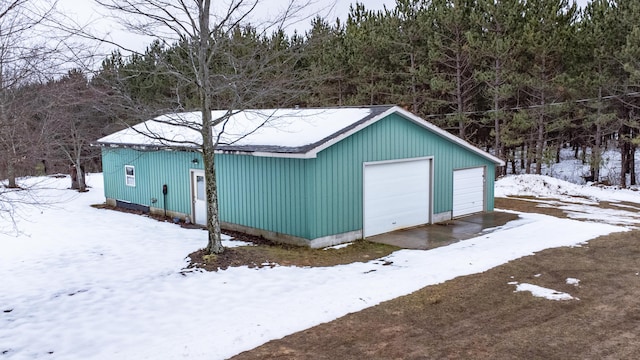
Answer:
191, 170, 207, 225
363, 158, 431, 237
452, 167, 485, 218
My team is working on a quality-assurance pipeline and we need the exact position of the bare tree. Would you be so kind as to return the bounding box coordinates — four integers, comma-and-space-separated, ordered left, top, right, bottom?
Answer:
0, 0, 101, 235
0, 0, 74, 181
43, 69, 109, 192
0, 0, 63, 229
94, 0, 318, 254
1, 1, 44, 186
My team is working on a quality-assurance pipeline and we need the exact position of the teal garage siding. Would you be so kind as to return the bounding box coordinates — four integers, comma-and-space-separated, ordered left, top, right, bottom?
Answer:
101, 148, 203, 215
103, 148, 315, 239
306, 113, 496, 239
216, 154, 311, 239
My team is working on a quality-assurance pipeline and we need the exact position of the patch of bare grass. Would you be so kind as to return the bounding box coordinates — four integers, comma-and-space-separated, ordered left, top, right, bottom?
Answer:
496, 196, 569, 218
188, 240, 399, 271
599, 200, 640, 211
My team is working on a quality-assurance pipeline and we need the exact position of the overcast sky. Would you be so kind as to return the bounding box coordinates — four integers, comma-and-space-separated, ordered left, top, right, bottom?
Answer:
54, 0, 590, 58
55, 0, 397, 55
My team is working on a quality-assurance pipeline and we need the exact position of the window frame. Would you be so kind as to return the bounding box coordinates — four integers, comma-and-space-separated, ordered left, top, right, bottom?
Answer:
195, 174, 205, 201
125, 165, 136, 187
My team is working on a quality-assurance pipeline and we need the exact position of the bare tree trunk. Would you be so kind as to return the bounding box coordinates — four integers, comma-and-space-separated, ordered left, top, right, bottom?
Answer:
71, 165, 79, 189
525, 141, 533, 174
0, 99, 17, 188
493, 58, 503, 177
198, 0, 223, 255
456, 49, 465, 140
410, 52, 418, 113
370, 72, 374, 105
520, 144, 525, 171
535, 108, 545, 175
6, 161, 17, 188
592, 86, 604, 182
76, 153, 87, 192
631, 145, 636, 186
620, 132, 629, 188
78, 168, 86, 191
7, 140, 18, 188
592, 123, 602, 182
71, 166, 87, 191
203, 148, 223, 254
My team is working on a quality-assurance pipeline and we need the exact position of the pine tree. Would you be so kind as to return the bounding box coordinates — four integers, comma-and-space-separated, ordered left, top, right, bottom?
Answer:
616, 0, 640, 186
302, 17, 349, 106
385, 0, 431, 114
425, 0, 481, 140
519, 0, 577, 174
473, 0, 527, 174
342, 3, 395, 105
574, 0, 623, 182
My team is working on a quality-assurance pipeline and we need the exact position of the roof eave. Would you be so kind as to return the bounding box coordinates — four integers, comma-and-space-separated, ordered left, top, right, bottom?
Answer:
93, 141, 199, 152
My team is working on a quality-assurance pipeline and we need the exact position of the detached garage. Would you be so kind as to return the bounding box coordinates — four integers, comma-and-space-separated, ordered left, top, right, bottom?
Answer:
96, 105, 504, 248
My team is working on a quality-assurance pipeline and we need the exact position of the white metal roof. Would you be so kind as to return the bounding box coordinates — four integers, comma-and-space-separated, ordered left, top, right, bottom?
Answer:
96, 105, 504, 165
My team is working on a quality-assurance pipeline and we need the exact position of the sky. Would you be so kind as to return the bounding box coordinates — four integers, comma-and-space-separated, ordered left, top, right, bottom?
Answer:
0, 165, 631, 359
55, 0, 397, 56
54, 0, 590, 58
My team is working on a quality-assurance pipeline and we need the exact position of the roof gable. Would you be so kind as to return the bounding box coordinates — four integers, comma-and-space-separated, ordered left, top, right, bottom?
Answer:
96, 105, 503, 165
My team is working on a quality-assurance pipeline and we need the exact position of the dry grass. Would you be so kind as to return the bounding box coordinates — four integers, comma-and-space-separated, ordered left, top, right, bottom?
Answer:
188, 239, 399, 271
495, 196, 569, 218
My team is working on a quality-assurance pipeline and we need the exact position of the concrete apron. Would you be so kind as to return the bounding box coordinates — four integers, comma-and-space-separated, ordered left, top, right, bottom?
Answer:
367, 211, 520, 250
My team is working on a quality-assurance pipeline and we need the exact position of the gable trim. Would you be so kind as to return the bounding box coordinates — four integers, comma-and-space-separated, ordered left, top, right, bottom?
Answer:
390, 107, 505, 166
304, 106, 504, 165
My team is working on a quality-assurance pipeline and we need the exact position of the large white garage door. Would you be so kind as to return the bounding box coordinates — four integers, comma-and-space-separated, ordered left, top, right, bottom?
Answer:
363, 158, 431, 237
452, 167, 485, 218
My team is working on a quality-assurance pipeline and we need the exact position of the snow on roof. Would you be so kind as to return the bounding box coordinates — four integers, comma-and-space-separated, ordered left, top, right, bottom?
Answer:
96, 105, 504, 164
97, 106, 386, 152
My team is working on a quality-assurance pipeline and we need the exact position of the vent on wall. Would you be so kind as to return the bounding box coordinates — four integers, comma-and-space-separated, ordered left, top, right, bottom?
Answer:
115, 200, 150, 214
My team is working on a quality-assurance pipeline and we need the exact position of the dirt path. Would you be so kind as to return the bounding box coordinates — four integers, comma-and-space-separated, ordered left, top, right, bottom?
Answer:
232, 202, 640, 359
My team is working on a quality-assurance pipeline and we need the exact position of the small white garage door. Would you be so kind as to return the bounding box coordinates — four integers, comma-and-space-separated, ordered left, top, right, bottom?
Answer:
452, 167, 485, 218
363, 158, 431, 237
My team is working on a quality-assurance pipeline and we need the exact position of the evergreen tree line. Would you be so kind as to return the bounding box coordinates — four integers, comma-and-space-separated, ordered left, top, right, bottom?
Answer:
5, 0, 640, 187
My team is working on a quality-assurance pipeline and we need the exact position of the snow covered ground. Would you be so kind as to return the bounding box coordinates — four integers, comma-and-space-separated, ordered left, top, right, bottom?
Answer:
512, 147, 640, 186
1, 172, 638, 359
497, 175, 640, 226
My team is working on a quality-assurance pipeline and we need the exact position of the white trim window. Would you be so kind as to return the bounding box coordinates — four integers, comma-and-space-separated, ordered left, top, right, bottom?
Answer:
125, 165, 136, 187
